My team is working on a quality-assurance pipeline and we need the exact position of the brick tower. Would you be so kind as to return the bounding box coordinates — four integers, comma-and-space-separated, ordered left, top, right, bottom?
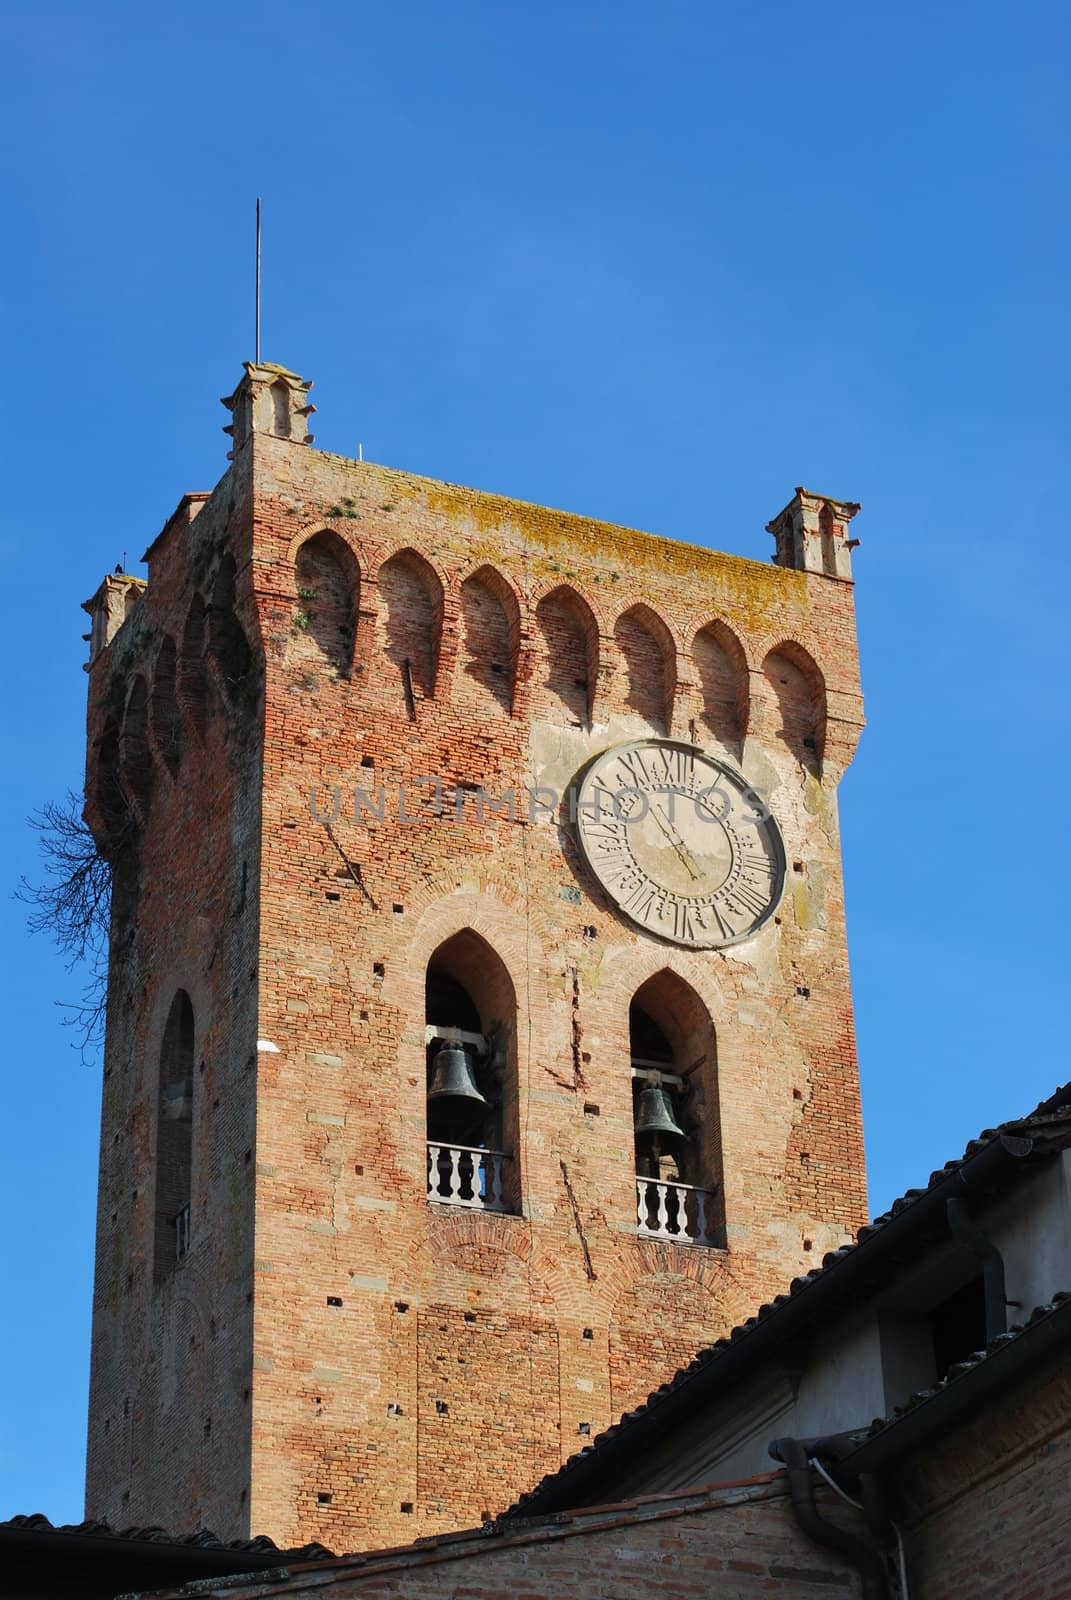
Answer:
83, 363, 867, 1552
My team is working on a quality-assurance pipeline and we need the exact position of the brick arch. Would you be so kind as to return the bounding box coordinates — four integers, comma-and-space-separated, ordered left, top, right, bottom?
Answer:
455, 563, 522, 715
595, 946, 738, 1240
426, 926, 518, 1033
149, 634, 183, 779
141, 962, 214, 1060
383, 888, 541, 1053
425, 927, 520, 1197
208, 553, 253, 698
630, 969, 722, 1223
762, 638, 826, 772
385, 888, 554, 1213
414, 1210, 542, 1273
757, 632, 827, 690
531, 583, 600, 728
461, 560, 524, 631
596, 941, 737, 1033
286, 529, 359, 676
284, 526, 381, 688
393, 1211, 601, 1331
528, 575, 611, 633
609, 601, 676, 733
283, 521, 370, 579
152, 989, 195, 1285
692, 619, 749, 753
391, 886, 536, 1009
138, 965, 221, 1297
364, 540, 450, 597
608, 1266, 750, 1418
178, 593, 210, 740
269, 375, 291, 438
88, 714, 129, 857
120, 673, 154, 822
399, 1222, 565, 1333
373, 547, 445, 712
138, 962, 217, 1144
610, 598, 676, 650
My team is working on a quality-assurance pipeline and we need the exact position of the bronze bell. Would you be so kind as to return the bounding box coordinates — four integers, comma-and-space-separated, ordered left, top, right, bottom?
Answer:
634, 1083, 687, 1141
427, 1041, 487, 1105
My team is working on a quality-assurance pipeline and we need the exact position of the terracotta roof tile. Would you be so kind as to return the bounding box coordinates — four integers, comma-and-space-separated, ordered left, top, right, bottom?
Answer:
0, 1511, 334, 1564
504, 1080, 1071, 1519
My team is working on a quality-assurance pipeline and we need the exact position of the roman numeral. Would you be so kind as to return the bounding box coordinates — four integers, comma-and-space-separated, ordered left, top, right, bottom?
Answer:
623, 882, 659, 919
652, 745, 687, 788
618, 749, 652, 788
730, 880, 769, 918
586, 818, 627, 839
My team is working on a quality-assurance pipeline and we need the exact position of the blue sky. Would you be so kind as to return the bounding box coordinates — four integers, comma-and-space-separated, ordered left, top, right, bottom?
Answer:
2, 0, 1068, 1526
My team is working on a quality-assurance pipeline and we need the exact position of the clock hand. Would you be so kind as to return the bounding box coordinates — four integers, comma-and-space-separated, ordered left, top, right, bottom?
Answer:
650, 799, 702, 882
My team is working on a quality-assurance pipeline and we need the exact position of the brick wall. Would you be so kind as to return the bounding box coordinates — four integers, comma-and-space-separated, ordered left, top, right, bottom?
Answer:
83, 369, 868, 1552
156, 1478, 860, 1600
84, 473, 261, 1536
896, 1348, 1071, 1598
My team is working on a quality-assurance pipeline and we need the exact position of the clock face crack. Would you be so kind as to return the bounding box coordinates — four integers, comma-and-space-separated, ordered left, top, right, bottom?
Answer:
572, 739, 785, 949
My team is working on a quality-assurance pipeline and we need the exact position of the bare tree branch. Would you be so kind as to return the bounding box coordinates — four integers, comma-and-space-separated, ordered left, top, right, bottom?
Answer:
16, 792, 113, 1060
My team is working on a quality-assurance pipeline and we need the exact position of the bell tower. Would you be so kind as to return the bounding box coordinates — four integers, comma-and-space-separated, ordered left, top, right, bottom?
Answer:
83, 365, 867, 1552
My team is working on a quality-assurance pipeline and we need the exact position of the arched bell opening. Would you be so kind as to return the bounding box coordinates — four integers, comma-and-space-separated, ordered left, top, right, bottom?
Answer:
629, 973, 723, 1247
425, 970, 491, 1147
424, 931, 518, 1214
630, 1005, 687, 1181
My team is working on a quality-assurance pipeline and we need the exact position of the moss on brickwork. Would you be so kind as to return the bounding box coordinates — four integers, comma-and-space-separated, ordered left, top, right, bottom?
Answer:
303, 451, 812, 638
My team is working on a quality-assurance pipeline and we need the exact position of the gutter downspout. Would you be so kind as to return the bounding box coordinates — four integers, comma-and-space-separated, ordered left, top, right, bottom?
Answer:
770, 1437, 890, 1599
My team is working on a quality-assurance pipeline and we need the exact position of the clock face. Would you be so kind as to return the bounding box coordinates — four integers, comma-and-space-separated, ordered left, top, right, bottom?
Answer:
572, 740, 785, 949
